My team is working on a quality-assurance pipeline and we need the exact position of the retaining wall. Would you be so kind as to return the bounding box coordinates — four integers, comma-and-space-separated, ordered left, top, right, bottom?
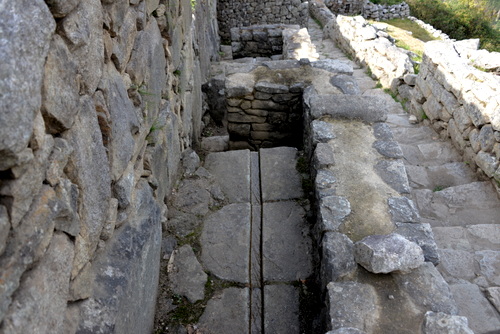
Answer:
0, 0, 219, 332
363, 1, 410, 21
217, 0, 309, 42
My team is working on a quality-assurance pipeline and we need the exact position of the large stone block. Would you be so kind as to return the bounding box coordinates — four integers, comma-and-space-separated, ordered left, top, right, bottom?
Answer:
321, 232, 357, 286
76, 180, 162, 334
168, 245, 207, 303
0, 0, 55, 170
309, 95, 387, 123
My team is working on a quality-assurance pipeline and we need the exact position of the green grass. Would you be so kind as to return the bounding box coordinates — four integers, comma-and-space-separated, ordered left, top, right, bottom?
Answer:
433, 185, 447, 192
382, 18, 438, 42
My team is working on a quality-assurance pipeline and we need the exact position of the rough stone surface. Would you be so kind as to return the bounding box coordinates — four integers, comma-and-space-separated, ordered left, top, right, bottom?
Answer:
423, 311, 474, 334
395, 223, 439, 265
354, 233, 425, 274
330, 75, 360, 95
374, 159, 411, 194
201, 203, 251, 283
168, 245, 207, 303
312, 120, 336, 144
201, 136, 229, 152
263, 201, 312, 281
309, 95, 388, 123
317, 196, 351, 233
260, 147, 303, 201
486, 287, 500, 313
198, 288, 249, 333
314, 143, 336, 170
264, 285, 300, 333
373, 141, 403, 159
326, 282, 379, 332
388, 197, 420, 223
321, 232, 357, 286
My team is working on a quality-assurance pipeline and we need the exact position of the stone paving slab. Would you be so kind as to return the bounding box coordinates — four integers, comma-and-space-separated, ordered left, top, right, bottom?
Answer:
450, 283, 500, 334
198, 287, 250, 333
264, 284, 300, 334
405, 162, 477, 190
260, 147, 303, 201
205, 150, 251, 203
262, 201, 312, 282
399, 142, 462, 166
200, 203, 251, 283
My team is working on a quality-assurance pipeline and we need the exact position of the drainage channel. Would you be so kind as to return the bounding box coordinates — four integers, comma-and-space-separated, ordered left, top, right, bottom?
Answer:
155, 147, 317, 333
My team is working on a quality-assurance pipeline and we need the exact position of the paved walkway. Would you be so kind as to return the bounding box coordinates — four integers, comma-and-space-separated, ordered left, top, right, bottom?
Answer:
307, 17, 500, 334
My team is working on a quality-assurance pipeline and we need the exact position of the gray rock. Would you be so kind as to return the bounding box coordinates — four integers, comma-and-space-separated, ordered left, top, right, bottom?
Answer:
255, 81, 289, 94
374, 159, 411, 194
327, 328, 367, 334
61, 0, 104, 94
111, 8, 138, 71
181, 148, 201, 175
314, 143, 336, 170
475, 250, 500, 286
0, 0, 55, 171
312, 120, 336, 144
64, 96, 111, 278
326, 282, 379, 332
317, 196, 351, 233
205, 150, 251, 203
450, 283, 500, 333
201, 136, 229, 152
315, 169, 337, 199
0, 206, 9, 256
260, 147, 303, 201
226, 72, 256, 98
168, 245, 207, 303
54, 179, 80, 237
388, 197, 421, 223
423, 311, 474, 334
167, 210, 202, 239
373, 141, 403, 159
372, 123, 394, 141
438, 249, 477, 282
46, 138, 73, 186
41, 34, 80, 133
486, 287, 500, 313
396, 223, 439, 265
355, 233, 424, 274
172, 179, 212, 216
475, 151, 499, 178
263, 201, 312, 281
321, 232, 357, 286
0, 233, 74, 334
198, 288, 249, 333
202, 75, 227, 125
394, 262, 458, 315
309, 95, 387, 123
330, 75, 360, 95
312, 59, 354, 75
201, 203, 251, 283
264, 285, 300, 333
45, 0, 81, 17
76, 180, 162, 334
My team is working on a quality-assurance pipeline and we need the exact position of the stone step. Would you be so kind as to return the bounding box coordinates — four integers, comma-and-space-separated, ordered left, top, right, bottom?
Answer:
405, 162, 477, 190
412, 181, 500, 227
433, 224, 500, 252
400, 141, 463, 167
390, 125, 439, 145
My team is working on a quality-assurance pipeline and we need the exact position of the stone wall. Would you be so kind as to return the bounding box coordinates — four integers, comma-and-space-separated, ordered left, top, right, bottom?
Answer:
0, 0, 219, 332
217, 0, 309, 42
407, 40, 500, 192
324, 0, 365, 15
363, 1, 410, 21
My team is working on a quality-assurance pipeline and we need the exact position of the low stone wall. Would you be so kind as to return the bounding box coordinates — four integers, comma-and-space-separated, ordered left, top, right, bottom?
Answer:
324, 0, 364, 15
363, 1, 410, 21
407, 40, 500, 192
0, 0, 219, 332
230, 24, 293, 59
217, 0, 309, 42
408, 16, 450, 41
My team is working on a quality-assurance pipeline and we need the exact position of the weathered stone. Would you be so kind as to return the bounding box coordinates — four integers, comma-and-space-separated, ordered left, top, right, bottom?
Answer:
251, 99, 288, 110
330, 75, 360, 95
326, 282, 379, 332
0, 0, 55, 171
475, 250, 500, 286
314, 143, 336, 169
486, 287, 500, 313
168, 245, 207, 303
198, 288, 249, 333
228, 112, 267, 124
64, 96, 111, 278
387, 197, 421, 224
167, 210, 202, 239
54, 179, 80, 237
255, 81, 289, 94
372, 123, 394, 141
226, 73, 255, 98
393, 262, 458, 315
181, 148, 200, 175
373, 141, 403, 159
450, 283, 500, 333
111, 8, 138, 71
46, 138, 73, 186
172, 179, 212, 216
201, 203, 250, 283
395, 223, 439, 265
404, 74, 417, 86
260, 147, 303, 201
315, 169, 337, 199
264, 285, 300, 333
228, 123, 251, 138
0, 186, 58, 323
45, 0, 81, 17
423, 311, 474, 334
205, 150, 251, 203
374, 159, 410, 194
475, 151, 499, 178
438, 248, 477, 282
0, 206, 9, 256
309, 95, 387, 123
76, 181, 162, 334
312, 120, 336, 144
1, 233, 74, 334
355, 233, 424, 273
42, 34, 80, 133
311, 59, 354, 75
321, 232, 357, 286
317, 196, 351, 233
69, 262, 92, 301
263, 201, 312, 281
201, 136, 229, 152
61, 0, 104, 94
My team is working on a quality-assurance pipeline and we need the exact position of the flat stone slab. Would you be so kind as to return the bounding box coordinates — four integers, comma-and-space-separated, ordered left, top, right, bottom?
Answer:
260, 147, 303, 201
263, 201, 312, 281
399, 142, 461, 166
197, 288, 250, 333
168, 245, 207, 303
201, 203, 251, 283
264, 285, 300, 334
450, 283, 500, 334
390, 126, 439, 145
413, 182, 500, 227
405, 162, 477, 190
308, 95, 387, 123
205, 150, 251, 203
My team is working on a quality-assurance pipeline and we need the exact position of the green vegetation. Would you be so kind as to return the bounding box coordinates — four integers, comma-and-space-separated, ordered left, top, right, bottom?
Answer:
406, 0, 500, 52
383, 18, 438, 42
433, 185, 447, 192
191, 0, 196, 11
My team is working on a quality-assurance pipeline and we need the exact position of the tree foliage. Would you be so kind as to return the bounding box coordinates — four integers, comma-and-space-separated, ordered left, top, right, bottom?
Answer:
406, 0, 500, 52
